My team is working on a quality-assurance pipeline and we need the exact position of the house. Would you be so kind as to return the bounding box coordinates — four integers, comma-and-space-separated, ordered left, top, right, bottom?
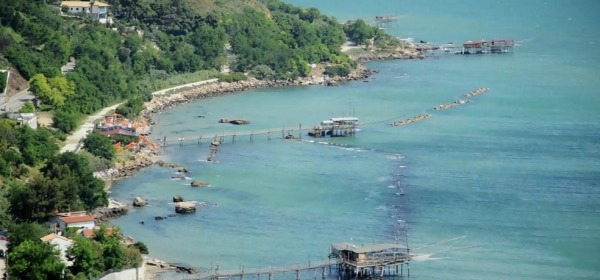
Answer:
60, 1, 111, 23
53, 211, 96, 234
41, 233, 74, 265
8, 113, 37, 129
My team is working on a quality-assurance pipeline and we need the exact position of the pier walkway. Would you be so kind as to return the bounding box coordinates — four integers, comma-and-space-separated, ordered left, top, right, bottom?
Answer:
190, 260, 339, 280
159, 124, 313, 146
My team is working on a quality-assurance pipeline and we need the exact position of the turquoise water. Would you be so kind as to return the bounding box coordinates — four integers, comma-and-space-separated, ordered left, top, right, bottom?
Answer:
110, 0, 600, 279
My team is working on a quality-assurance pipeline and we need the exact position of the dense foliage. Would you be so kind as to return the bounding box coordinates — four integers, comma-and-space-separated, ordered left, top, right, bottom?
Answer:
83, 131, 116, 161
67, 226, 143, 279
7, 240, 66, 280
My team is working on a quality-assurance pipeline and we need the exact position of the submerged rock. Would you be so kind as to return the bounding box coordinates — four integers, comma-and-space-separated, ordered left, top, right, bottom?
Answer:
190, 181, 209, 187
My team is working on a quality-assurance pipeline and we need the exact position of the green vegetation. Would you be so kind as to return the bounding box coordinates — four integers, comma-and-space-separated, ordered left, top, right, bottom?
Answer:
7, 240, 66, 280
66, 226, 143, 279
0, 70, 7, 93
217, 72, 248, 82
83, 131, 116, 161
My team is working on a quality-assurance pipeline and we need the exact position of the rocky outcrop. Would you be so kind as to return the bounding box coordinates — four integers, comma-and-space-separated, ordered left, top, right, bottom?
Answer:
191, 181, 209, 187
92, 206, 128, 222
175, 202, 196, 214
219, 118, 251, 125
132, 196, 147, 207
94, 150, 159, 185
173, 195, 184, 202
353, 48, 424, 63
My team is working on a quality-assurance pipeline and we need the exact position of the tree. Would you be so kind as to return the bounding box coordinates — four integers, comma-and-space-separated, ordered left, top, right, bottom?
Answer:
29, 74, 75, 109
83, 131, 115, 160
101, 237, 126, 271
67, 237, 103, 278
343, 19, 374, 45
7, 240, 66, 280
18, 126, 59, 166
42, 152, 108, 210
7, 222, 46, 252
52, 110, 80, 134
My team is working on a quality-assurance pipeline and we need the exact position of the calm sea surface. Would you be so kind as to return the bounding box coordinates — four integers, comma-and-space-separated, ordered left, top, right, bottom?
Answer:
110, 0, 600, 279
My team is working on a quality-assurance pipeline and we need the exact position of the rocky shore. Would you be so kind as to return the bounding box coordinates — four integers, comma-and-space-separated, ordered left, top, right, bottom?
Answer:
141, 65, 377, 117
94, 149, 160, 188
353, 48, 425, 62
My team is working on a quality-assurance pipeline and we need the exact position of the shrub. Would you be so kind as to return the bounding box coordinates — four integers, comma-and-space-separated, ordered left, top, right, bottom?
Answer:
217, 72, 247, 82
324, 65, 352, 77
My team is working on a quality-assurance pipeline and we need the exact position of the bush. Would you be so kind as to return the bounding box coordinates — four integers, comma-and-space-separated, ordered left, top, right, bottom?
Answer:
80, 151, 113, 172
324, 65, 352, 77
52, 110, 81, 133
217, 72, 247, 83
130, 241, 149, 255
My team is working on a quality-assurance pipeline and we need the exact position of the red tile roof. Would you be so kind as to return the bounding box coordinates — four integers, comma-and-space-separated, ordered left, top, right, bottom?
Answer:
59, 215, 95, 224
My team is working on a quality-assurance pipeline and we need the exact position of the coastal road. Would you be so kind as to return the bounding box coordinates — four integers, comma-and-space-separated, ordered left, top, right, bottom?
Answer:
151, 78, 218, 96
61, 103, 123, 153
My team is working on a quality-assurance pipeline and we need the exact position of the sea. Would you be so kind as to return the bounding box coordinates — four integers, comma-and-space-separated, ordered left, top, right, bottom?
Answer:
109, 0, 600, 279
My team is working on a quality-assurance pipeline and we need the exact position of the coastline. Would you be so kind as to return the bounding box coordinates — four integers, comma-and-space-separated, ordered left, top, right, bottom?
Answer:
92, 64, 379, 187
97, 50, 421, 275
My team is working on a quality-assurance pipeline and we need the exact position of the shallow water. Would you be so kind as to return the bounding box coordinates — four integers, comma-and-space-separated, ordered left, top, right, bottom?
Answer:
110, 0, 600, 279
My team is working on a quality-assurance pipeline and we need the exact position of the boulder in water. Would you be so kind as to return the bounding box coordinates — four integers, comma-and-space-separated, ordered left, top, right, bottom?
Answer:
191, 181, 209, 187
132, 196, 147, 207
173, 195, 184, 202
175, 202, 196, 214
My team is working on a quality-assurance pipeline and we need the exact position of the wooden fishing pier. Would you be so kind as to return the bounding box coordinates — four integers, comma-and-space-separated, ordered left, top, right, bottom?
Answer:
159, 117, 359, 146
188, 243, 411, 280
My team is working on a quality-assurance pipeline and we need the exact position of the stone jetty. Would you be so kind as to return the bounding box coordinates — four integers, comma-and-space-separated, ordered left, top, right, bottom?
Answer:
389, 114, 432, 127
464, 87, 490, 98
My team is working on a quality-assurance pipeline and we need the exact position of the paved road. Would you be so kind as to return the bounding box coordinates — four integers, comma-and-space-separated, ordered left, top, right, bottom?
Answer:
60, 103, 123, 153
0, 88, 34, 113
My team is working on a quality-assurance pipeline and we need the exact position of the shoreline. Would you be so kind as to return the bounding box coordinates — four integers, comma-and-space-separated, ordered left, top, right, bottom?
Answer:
96, 51, 421, 275
94, 62, 391, 186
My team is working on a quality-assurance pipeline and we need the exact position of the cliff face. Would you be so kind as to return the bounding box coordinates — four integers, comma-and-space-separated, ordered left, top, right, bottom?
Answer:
5, 68, 29, 97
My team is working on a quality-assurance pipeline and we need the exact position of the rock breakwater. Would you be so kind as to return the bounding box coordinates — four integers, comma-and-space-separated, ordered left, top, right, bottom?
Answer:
434, 99, 471, 111
389, 114, 432, 126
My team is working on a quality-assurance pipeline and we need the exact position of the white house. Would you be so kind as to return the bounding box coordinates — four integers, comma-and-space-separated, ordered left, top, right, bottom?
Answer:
60, 1, 110, 23
54, 211, 96, 234
41, 233, 74, 266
